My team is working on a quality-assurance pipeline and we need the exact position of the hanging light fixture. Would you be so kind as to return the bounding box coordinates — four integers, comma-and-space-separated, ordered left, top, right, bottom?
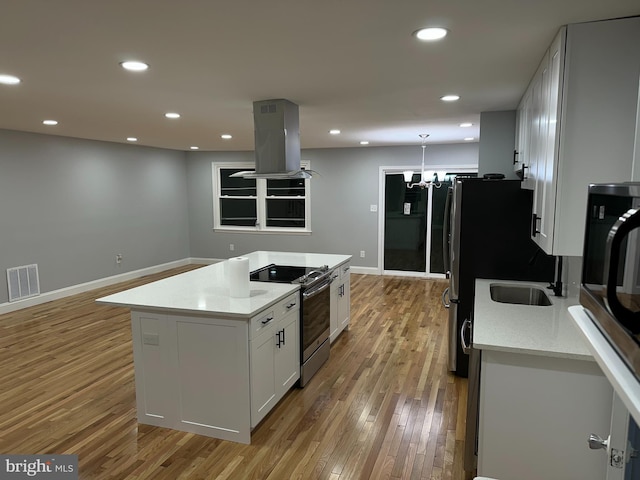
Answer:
405, 134, 447, 189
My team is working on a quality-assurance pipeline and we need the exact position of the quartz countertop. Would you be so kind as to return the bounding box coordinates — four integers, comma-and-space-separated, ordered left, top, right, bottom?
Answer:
96, 251, 351, 318
473, 278, 593, 360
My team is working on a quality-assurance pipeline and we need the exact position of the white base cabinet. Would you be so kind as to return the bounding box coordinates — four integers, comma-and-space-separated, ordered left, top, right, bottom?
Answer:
330, 261, 351, 342
130, 292, 300, 444
250, 306, 299, 428
478, 349, 613, 480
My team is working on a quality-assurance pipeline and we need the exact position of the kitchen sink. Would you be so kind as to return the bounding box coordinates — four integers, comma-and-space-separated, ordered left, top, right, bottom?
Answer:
489, 283, 552, 306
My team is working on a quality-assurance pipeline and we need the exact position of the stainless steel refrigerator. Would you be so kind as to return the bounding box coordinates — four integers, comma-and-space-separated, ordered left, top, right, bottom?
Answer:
444, 176, 555, 377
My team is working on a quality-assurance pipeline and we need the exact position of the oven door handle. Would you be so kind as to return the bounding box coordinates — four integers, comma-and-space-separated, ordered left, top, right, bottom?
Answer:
605, 207, 640, 333
302, 277, 333, 299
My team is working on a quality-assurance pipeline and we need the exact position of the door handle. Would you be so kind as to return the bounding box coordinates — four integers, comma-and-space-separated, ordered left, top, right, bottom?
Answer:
588, 434, 608, 450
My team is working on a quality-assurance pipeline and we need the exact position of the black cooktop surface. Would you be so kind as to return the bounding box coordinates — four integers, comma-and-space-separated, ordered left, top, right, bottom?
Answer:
250, 264, 316, 284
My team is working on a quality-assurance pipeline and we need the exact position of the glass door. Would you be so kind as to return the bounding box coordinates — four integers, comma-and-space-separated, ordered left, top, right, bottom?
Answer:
383, 172, 454, 275
383, 172, 428, 272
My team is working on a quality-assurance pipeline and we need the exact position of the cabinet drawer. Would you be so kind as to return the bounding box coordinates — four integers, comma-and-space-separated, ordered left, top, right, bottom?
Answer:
276, 293, 300, 317
250, 310, 276, 339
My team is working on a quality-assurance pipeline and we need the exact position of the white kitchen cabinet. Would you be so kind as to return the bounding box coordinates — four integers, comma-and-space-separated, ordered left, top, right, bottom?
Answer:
478, 349, 613, 480
250, 304, 300, 428
131, 311, 252, 443
130, 291, 300, 444
330, 261, 351, 342
516, 18, 640, 255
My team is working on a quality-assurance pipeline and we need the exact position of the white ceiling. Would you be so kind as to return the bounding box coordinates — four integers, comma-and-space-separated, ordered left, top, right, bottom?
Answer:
1, 1, 638, 152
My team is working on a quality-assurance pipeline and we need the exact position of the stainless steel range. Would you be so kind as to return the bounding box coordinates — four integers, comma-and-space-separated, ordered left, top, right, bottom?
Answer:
250, 264, 334, 386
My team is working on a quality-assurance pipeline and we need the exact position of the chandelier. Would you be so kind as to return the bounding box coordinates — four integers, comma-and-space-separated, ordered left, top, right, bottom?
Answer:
403, 134, 446, 188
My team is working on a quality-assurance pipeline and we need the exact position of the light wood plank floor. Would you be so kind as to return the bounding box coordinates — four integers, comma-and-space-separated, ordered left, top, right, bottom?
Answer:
0, 266, 472, 479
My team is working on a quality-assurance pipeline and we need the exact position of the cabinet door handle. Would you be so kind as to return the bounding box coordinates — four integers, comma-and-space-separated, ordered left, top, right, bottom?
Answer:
513, 149, 519, 165
281, 328, 285, 346
531, 213, 541, 236
275, 330, 282, 348
261, 316, 274, 325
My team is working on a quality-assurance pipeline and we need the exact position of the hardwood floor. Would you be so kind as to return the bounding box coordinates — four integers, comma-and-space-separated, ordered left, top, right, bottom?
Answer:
0, 266, 471, 479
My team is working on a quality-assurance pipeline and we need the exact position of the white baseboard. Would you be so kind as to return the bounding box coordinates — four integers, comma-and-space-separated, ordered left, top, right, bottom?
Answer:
0, 258, 204, 316
350, 266, 379, 275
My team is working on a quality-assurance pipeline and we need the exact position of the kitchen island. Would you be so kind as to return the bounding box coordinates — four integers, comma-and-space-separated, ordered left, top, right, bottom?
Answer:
97, 251, 351, 444
473, 279, 612, 480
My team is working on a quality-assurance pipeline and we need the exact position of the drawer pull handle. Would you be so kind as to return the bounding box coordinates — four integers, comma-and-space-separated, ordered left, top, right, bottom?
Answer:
286, 302, 296, 309
261, 316, 274, 325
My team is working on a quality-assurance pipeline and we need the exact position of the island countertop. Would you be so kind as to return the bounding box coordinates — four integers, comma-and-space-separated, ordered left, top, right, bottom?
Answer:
96, 251, 352, 318
473, 278, 593, 360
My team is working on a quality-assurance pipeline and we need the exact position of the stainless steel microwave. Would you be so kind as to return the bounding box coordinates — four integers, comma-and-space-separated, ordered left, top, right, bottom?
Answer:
580, 183, 640, 380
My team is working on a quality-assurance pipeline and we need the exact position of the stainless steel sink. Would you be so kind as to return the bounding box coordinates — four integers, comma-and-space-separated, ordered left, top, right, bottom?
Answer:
489, 283, 552, 306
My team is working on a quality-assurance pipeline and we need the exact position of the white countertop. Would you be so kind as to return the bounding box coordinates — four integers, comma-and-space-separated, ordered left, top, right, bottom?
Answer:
96, 251, 351, 318
473, 278, 593, 360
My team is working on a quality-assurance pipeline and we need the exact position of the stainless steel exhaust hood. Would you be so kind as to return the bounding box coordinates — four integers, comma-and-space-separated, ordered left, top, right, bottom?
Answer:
231, 99, 311, 179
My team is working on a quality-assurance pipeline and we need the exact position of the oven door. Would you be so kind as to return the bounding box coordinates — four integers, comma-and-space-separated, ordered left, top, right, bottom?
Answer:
301, 276, 332, 362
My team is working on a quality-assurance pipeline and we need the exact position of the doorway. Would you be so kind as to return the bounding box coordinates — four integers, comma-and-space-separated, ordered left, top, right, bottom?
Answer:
380, 167, 475, 276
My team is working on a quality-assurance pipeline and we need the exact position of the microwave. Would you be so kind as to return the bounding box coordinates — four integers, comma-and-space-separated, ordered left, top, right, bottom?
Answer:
580, 183, 640, 380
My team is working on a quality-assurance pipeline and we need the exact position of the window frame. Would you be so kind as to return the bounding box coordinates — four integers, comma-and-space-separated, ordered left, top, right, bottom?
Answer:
212, 161, 312, 234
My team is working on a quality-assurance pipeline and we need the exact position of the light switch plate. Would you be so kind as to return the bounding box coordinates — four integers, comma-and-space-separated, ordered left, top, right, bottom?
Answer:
370, 204, 378, 212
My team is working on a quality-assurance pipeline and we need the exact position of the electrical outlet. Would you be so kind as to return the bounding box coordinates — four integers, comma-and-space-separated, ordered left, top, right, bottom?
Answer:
230, 244, 235, 251
370, 204, 378, 212
360, 250, 365, 258
116, 254, 122, 264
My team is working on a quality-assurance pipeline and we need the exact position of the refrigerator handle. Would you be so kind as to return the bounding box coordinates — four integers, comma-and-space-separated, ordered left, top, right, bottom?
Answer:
461, 319, 472, 354
443, 186, 453, 275
441, 287, 450, 308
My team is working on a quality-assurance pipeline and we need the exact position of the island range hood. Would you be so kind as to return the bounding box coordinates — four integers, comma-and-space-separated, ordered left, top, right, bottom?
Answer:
230, 99, 311, 179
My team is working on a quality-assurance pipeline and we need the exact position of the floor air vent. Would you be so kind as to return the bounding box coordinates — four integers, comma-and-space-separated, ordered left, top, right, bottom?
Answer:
7, 264, 40, 302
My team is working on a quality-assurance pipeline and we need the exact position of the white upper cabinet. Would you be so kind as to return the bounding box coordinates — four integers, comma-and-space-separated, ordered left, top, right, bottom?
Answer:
516, 18, 640, 255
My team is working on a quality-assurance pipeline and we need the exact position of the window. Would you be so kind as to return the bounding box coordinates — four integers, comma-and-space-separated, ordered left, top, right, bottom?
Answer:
212, 162, 311, 233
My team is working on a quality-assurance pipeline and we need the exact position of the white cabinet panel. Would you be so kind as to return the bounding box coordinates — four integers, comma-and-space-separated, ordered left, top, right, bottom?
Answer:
175, 318, 250, 440
330, 261, 351, 342
478, 350, 612, 480
250, 308, 300, 428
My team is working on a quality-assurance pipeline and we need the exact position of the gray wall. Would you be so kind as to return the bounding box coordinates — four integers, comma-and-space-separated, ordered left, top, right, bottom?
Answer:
0, 129, 190, 304
186, 143, 478, 267
0, 129, 477, 305
478, 110, 517, 179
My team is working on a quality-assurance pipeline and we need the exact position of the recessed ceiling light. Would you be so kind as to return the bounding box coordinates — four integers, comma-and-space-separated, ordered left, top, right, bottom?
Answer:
221, 134, 232, 139
165, 112, 180, 119
0, 74, 21, 85
459, 122, 473, 128
464, 137, 475, 141
329, 129, 341, 135
414, 27, 448, 41
42, 120, 58, 126
190, 146, 199, 150
120, 61, 149, 72
360, 141, 369, 145
441, 95, 460, 102
127, 137, 138, 142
